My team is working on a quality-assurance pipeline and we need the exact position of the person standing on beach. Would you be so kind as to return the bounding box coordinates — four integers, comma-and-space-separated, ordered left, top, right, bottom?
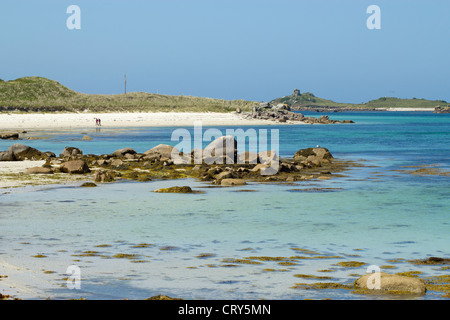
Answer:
98, 118, 101, 126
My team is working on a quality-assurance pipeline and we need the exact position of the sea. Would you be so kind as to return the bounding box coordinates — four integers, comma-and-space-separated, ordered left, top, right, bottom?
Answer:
0, 111, 449, 300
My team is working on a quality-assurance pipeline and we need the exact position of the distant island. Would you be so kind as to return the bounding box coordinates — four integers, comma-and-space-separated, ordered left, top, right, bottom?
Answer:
0, 77, 448, 113
271, 89, 449, 112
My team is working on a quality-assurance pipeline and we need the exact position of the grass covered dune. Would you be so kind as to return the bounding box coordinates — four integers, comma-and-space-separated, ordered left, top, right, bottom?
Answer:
0, 77, 256, 113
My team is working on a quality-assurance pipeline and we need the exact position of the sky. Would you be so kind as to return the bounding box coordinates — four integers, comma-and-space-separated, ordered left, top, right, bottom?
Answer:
0, 0, 449, 103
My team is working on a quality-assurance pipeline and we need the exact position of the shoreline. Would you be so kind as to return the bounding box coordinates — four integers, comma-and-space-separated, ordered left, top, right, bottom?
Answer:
0, 112, 277, 130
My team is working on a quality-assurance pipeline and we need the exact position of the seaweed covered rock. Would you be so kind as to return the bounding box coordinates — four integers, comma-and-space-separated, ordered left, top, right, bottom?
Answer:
354, 272, 427, 295
7, 144, 47, 161
112, 147, 136, 157
294, 147, 333, 167
94, 170, 115, 183
154, 186, 194, 193
61, 147, 83, 159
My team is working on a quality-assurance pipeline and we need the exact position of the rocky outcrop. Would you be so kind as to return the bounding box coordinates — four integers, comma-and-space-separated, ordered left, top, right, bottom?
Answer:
434, 106, 450, 113
294, 147, 333, 167
242, 103, 354, 124
354, 272, 427, 295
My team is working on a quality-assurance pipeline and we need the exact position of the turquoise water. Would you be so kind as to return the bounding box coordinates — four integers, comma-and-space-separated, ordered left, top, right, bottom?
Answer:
0, 111, 449, 300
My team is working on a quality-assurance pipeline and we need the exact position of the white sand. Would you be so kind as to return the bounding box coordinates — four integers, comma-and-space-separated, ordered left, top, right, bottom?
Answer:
0, 112, 275, 130
375, 108, 435, 112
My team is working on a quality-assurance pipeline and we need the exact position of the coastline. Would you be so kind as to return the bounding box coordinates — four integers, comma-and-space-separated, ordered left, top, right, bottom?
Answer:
0, 112, 276, 130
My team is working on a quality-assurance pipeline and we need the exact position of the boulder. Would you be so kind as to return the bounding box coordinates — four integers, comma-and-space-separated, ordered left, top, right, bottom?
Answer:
8, 144, 46, 160
145, 144, 179, 159
215, 171, 234, 180
82, 135, 93, 141
94, 170, 114, 183
294, 147, 333, 163
60, 160, 91, 174
258, 150, 279, 165
203, 136, 237, 162
61, 147, 83, 158
112, 148, 136, 157
220, 179, 246, 186
354, 272, 427, 295
154, 186, 194, 193
0, 132, 19, 140
0, 150, 15, 161
24, 167, 54, 174
238, 151, 258, 164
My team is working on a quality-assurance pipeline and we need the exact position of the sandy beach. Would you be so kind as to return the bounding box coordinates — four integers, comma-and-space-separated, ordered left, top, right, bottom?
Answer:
0, 112, 275, 130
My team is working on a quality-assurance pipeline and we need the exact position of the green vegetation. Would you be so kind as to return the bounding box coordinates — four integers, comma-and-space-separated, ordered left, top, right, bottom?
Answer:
271, 90, 448, 110
0, 76, 256, 113
1, 77, 447, 113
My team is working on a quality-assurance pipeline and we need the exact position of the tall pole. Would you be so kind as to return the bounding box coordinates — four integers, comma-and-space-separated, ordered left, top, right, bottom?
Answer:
124, 74, 127, 94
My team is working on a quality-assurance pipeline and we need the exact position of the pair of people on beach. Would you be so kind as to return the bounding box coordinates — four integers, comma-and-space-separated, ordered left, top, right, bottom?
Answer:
95, 118, 101, 126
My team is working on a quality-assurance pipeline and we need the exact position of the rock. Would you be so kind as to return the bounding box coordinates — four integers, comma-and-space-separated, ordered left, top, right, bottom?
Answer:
220, 179, 246, 186
154, 186, 194, 193
82, 135, 93, 141
354, 272, 427, 295
7, 144, 46, 160
203, 136, 237, 162
145, 144, 179, 159
110, 159, 124, 166
60, 160, 91, 174
236, 107, 242, 113
80, 182, 97, 187
215, 171, 234, 180
251, 164, 269, 172
0, 150, 15, 161
112, 148, 136, 157
294, 147, 333, 163
24, 167, 54, 174
238, 151, 258, 164
61, 147, 83, 158
94, 170, 114, 183
0, 132, 19, 140
258, 150, 279, 165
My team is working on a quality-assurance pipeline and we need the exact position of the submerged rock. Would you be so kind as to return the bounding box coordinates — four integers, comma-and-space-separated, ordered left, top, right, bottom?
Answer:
220, 179, 247, 186
154, 186, 194, 193
354, 272, 427, 295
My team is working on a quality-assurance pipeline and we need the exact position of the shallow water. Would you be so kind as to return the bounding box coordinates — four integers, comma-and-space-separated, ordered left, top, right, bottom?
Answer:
0, 111, 449, 300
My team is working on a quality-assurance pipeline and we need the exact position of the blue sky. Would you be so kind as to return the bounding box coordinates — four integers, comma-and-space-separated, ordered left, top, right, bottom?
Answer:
1, 0, 449, 103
